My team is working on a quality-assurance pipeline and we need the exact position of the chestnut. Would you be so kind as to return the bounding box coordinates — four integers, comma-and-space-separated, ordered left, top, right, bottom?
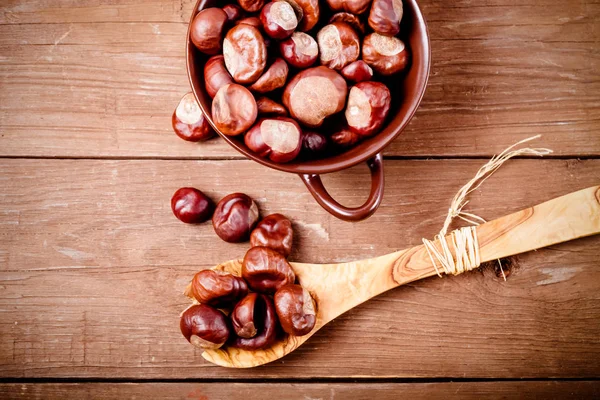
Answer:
249, 58, 289, 94
331, 126, 361, 148
283, 66, 347, 128
223, 24, 267, 85
368, 0, 403, 36
256, 97, 288, 117
242, 246, 295, 293
294, 0, 320, 32
274, 284, 316, 336
231, 293, 278, 350
345, 81, 391, 137
172, 93, 215, 142
302, 131, 328, 158
212, 193, 260, 243
329, 12, 366, 35
237, 0, 265, 13
341, 60, 374, 83
235, 16, 263, 29
180, 304, 230, 349
317, 22, 360, 71
279, 32, 319, 69
190, 8, 228, 55
190, 269, 248, 307
326, 0, 371, 15
362, 33, 409, 76
211, 84, 258, 136
171, 187, 214, 224
260, 1, 298, 39
222, 4, 244, 23
250, 213, 294, 257
276, 0, 304, 22
244, 117, 303, 163
204, 55, 234, 99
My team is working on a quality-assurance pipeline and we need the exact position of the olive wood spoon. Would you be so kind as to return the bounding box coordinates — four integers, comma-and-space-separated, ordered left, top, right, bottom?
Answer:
197, 185, 600, 368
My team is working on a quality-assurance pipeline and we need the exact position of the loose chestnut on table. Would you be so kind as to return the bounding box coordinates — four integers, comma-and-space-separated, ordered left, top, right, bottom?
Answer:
283, 66, 347, 128
189, 7, 228, 55
171, 187, 214, 224
172, 93, 216, 142
180, 304, 230, 349
231, 293, 278, 350
274, 284, 316, 336
212, 193, 260, 243
245, 117, 303, 163
242, 246, 295, 293
250, 213, 294, 257
190, 269, 248, 307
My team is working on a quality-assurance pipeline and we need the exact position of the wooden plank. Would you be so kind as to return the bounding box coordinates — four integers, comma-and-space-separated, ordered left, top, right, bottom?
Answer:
0, 1, 598, 157
0, 159, 599, 379
0, 382, 599, 400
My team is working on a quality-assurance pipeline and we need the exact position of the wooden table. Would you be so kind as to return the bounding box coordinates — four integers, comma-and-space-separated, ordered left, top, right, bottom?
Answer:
1, 0, 599, 398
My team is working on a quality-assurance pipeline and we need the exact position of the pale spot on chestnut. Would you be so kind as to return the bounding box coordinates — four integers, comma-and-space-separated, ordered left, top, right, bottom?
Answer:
292, 32, 319, 57
317, 22, 360, 70
371, 33, 404, 56
261, 119, 300, 154
271, 1, 297, 30
345, 87, 371, 129
175, 93, 202, 125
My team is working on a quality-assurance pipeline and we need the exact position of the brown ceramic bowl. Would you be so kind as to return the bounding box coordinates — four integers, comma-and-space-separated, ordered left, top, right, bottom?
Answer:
187, 0, 431, 221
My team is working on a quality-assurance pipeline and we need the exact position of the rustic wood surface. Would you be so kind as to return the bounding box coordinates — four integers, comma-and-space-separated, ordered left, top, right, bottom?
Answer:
1, 0, 599, 397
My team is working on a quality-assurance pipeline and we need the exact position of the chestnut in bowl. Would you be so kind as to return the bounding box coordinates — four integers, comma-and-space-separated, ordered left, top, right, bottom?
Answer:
256, 97, 288, 117
212, 193, 260, 243
211, 84, 258, 136
369, 0, 404, 36
317, 22, 360, 71
245, 117, 303, 163
279, 32, 319, 69
204, 55, 234, 99
189, 8, 228, 55
345, 81, 392, 137
362, 33, 409, 76
260, 1, 298, 39
223, 23, 267, 85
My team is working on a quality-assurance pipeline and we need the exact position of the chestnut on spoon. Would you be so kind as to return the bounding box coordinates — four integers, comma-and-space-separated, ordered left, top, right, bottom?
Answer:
197, 186, 600, 368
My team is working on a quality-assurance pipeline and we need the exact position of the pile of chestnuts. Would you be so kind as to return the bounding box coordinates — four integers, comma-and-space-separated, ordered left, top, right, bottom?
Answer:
180, 0, 408, 162
171, 187, 317, 350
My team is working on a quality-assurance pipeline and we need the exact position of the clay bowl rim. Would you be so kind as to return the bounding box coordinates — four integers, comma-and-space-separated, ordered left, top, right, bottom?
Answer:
186, 0, 431, 175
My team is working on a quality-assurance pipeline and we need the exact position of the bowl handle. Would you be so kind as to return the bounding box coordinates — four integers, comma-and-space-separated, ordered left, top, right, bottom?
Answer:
299, 153, 385, 221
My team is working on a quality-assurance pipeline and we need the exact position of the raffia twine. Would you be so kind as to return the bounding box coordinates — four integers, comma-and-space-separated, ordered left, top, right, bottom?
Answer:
422, 135, 553, 280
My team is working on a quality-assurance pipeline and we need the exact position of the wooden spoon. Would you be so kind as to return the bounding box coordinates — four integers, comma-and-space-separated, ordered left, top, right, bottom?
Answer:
195, 186, 600, 368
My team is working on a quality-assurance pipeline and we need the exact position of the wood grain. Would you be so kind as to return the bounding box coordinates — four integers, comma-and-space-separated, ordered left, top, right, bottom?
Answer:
1, 382, 599, 400
0, 0, 598, 157
0, 158, 599, 378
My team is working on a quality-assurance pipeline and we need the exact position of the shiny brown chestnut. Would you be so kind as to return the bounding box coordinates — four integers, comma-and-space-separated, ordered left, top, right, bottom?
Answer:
180, 304, 230, 349
341, 60, 374, 83
212, 193, 260, 243
362, 33, 409, 76
190, 8, 228, 55
326, 0, 371, 15
249, 58, 289, 94
231, 294, 278, 349
256, 97, 288, 117
368, 0, 403, 36
250, 213, 294, 257
242, 246, 296, 293
237, 0, 265, 13
331, 125, 361, 148
302, 131, 328, 158
171, 187, 214, 224
172, 92, 216, 142
279, 32, 319, 69
222, 4, 244, 23
260, 1, 298, 39
294, 0, 320, 31
283, 66, 348, 128
211, 84, 258, 136
230, 292, 260, 338
190, 269, 248, 307
329, 12, 366, 35
345, 81, 391, 137
204, 55, 234, 99
317, 22, 360, 71
223, 24, 267, 85
274, 284, 316, 336
245, 117, 303, 163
